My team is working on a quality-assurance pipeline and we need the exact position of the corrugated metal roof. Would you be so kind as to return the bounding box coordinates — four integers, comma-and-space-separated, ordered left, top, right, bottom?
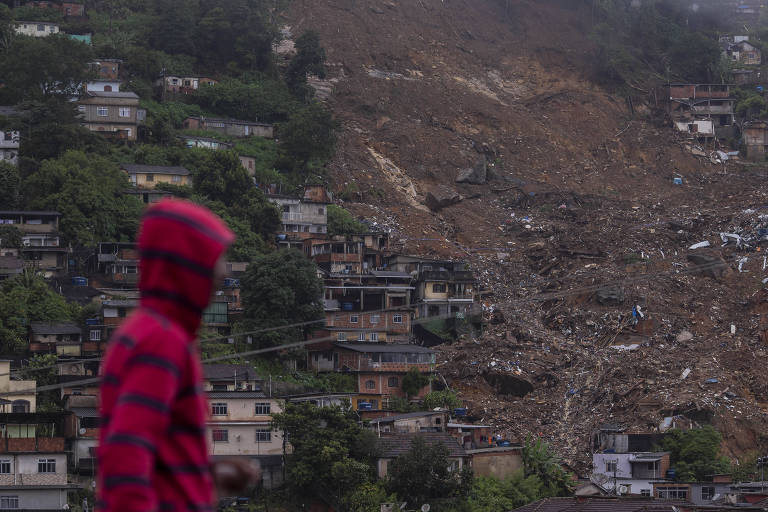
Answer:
335, 343, 434, 354
120, 163, 190, 176
377, 432, 466, 459
70, 407, 98, 418
30, 322, 81, 335
511, 498, 689, 512
369, 411, 446, 424
206, 391, 267, 399
203, 364, 260, 381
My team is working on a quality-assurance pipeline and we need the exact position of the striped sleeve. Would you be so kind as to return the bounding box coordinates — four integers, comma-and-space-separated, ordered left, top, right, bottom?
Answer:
99, 338, 185, 511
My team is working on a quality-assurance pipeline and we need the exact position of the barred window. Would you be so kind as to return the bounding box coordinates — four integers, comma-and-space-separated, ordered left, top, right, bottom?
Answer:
37, 459, 55, 473
211, 403, 227, 416
255, 429, 271, 442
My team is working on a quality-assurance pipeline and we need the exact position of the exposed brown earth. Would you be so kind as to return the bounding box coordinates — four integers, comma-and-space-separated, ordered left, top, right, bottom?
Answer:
285, 0, 768, 471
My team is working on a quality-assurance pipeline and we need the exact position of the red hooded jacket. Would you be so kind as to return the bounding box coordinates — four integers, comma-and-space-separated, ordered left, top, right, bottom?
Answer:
97, 200, 234, 511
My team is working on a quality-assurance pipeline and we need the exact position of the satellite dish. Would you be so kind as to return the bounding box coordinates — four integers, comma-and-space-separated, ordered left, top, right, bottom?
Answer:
421, 505, 430, 512
618, 485, 629, 495
78, 428, 86, 435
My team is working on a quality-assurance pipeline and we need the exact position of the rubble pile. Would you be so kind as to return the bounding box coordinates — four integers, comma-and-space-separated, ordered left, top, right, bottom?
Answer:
286, 0, 768, 472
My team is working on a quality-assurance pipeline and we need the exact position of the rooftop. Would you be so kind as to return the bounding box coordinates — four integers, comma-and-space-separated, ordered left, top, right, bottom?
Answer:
511, 497, 689, 512
377, 432, 466, 458
203, 364, 261, 381
206, 391, 267, 399
102, 299, 138, 307
30, 322, 81, 335
370, 270, 412, 279
0, 210, 61, 216
335, 343, 434, 354
120, 164, 190, 176
368, 410, 447, 424
85, 91, 139, 99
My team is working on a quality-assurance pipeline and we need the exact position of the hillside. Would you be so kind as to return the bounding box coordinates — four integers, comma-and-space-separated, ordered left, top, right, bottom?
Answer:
285, 0, 768, 470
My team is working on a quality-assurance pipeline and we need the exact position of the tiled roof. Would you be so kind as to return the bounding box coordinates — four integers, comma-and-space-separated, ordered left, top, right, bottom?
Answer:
86, 91, 139, 99
206, 391, 267, 399
511, 498, 689, 512
376, 432, 466, 459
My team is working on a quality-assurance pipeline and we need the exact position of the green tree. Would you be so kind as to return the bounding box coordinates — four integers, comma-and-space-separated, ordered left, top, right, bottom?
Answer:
0, 34, 93, 103
24, 353, 62, 412
732, 451, 759, 483
0, 4, 15, 50
345, 482, 396, 512
401, 367, 430, 399
192, 150, 252, 205
659, 426, 731, 482
286, 31, 326, 95
22, 150, 143, 246
521, 436, 573, 497
0, 226, 22, 249
422, 390, 462, 411
327, 205, 365, 236
0, 161, 21, 208
239, 249, 323, 346
271, 402, 379, 510
386, 435, 473, 507
277, 102, 337, 172
468, 473, 544, 512
0, 271, 78, 353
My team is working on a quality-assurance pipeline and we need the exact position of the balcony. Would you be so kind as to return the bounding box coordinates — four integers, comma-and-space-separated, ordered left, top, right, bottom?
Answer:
0, 436, 66, 453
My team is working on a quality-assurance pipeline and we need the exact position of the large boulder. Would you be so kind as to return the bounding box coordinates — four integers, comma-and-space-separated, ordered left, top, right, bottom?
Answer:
596, 286, 625, 306
456, 156, 487, 184
687, 253, 727, 278
425, 185, 462, 211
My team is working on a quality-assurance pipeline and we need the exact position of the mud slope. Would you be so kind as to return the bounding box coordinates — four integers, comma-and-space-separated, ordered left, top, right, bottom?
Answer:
287, 0, 768, 470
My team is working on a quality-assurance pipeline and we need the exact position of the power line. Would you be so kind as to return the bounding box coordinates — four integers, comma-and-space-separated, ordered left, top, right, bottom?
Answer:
0, 259, 739, 397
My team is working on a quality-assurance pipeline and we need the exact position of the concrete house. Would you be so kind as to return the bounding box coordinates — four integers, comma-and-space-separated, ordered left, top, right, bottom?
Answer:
0, 412, 75, 509
267, 186, 330, 240
183, 116, 274, 138
669, 84, 736, 140
375, 432, 467, 478
367, 410, 449, 434
724, 39, 761, 66
0, 361, 36, 413
26, 1, 85, 17
63, 394, 99, 476
743, 120, 768, 161
0, 211, 68, 274
0, 256, 23, 281
203, 365, 284, 489
89, 59, 121, 81
28, 322, 82, 356
13, 21, 59, 37
385, 255, 477, 319
0, 129, 19, 166
121, 163, 191, 189
158, 75, 218, 94
0, 211, 60, 234
180, 135, 232, 150
77, 91, 144, 141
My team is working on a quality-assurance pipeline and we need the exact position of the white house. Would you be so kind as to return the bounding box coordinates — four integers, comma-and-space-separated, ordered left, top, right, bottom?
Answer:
14, 21, 60, 37
0, 130, 19, 166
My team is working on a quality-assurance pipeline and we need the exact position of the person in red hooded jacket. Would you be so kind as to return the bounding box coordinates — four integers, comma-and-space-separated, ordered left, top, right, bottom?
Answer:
97, 199, 258, 511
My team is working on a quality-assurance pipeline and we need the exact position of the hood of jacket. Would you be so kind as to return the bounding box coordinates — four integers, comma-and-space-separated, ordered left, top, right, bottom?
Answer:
137, 199, 235, 336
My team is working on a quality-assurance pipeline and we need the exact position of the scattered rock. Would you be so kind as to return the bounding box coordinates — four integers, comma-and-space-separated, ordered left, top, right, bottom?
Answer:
456, 156, 487, 184
425, 185, 462, 211
676, 330, 694, 343
687, 253, 728, 278
596, 286, 625, 306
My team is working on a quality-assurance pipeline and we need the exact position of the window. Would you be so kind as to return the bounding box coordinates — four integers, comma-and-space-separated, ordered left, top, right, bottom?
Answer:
145, 174, 154, 182
37, 24, 45, 31
211, 384, 227, 391
657, 487, 688, 500
701, 486, 715, 501
77, 105, 86, 113
350, 315, 359, 323
0, 496, 18, 509
0, 461, 9, 474
211, 403, 228, 416
318, 208, 324, 214
254, 403, 271, 415
357, 332, 366, 341
255, 429, 271, 442
81, 417, 99, 429
337, 332, 346, 342
37, 459, 56, 473
90, 330, 101, 341
605, 460, 617, 473
103, 85, 112, 92
172, 175, 181, 183
171, 78, 178, 85
640, 490, 651, 497
97, 107, 108, 117
119, 107, 131, 118
388, 377, 399, 387
212, 429, 228, 443
365, 380, 375, 390
49, 25, 55, 32
370, 332, 379, 342
370, 315, 380, 324
393, 314, 403, 324
432, 283, 447, 293
11, 400, 29, 414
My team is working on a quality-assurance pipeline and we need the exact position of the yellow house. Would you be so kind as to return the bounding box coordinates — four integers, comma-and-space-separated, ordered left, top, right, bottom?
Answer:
0, 360, 36, 414
120, 163, 191, 189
